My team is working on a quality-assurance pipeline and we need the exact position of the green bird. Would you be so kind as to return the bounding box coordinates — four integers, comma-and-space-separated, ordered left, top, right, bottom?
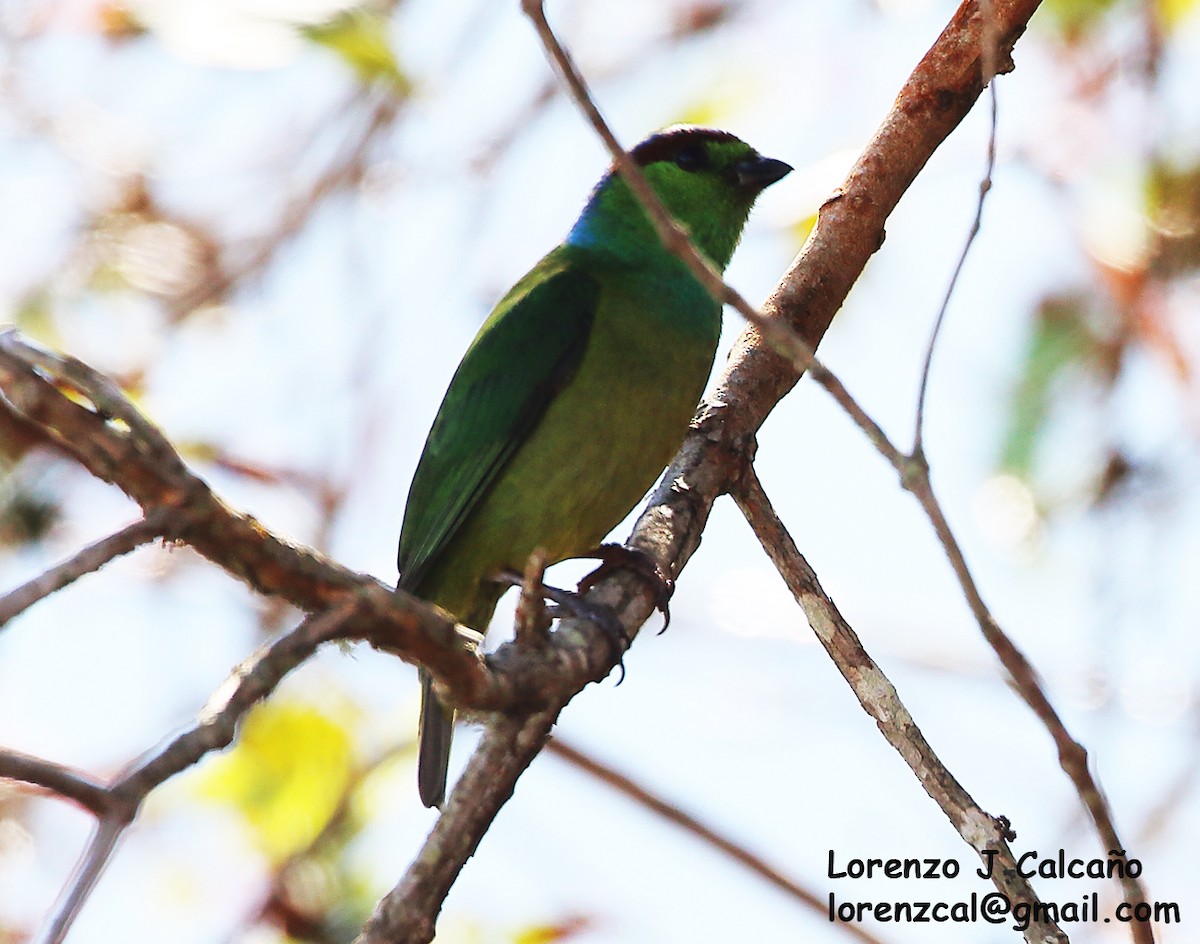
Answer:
397, 126, 791, 808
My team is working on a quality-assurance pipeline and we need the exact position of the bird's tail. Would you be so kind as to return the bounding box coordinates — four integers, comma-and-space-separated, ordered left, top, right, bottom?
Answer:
417, 668, 453, 808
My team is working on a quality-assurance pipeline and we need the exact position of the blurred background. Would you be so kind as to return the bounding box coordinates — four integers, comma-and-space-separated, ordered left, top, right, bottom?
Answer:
2, 0, 1200, 941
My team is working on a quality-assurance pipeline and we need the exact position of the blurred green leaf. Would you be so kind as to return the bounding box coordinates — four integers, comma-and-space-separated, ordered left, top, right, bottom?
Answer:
1039, 0, 1121, 36
303, 9, 410, 93
1042, 0, 1197, 36
194, 700, 356, 864
12, 291, 56, 341
1000, 296, 1094, 477
1147, 159, 1200, 276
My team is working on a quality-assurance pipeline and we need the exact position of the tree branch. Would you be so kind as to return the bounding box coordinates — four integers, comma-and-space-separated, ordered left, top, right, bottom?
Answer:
545, 737, 893, 944
0, 509, 174, 629
0, 750, 110, 815
358, 708, 561, 944
0, 328, 657, 716
0, 328, 579, 713
732, 466, 1066, 944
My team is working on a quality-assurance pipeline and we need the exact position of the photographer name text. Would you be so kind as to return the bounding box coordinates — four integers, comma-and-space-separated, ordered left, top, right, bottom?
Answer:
826, 848, 1180, 931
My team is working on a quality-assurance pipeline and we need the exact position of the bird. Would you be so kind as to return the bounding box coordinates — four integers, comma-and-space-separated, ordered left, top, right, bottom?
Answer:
397, 126, 791, 808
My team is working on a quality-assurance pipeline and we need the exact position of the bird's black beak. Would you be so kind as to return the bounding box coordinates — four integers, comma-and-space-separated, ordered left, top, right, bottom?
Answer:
733, 155, 793, 191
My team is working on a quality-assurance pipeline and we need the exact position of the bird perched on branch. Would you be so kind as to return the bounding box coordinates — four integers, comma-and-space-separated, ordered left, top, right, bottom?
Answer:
397, 126, 791, 808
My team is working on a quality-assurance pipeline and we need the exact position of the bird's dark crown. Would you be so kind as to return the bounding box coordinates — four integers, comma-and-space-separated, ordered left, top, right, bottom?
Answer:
628, 126, 742, 168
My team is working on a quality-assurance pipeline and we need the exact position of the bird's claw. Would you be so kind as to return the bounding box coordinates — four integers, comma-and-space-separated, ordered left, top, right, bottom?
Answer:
541, 585, 630, 684
493, 567, 630, 683
578, 543, 674, 633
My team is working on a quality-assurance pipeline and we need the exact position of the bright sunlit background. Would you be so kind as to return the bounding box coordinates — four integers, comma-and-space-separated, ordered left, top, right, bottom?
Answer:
3, 0, 1200, 942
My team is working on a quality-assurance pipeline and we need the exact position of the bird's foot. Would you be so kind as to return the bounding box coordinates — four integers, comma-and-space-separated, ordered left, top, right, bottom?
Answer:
577, 543, 674, 633
512, 549, 552, 645
492, 568, 629, 682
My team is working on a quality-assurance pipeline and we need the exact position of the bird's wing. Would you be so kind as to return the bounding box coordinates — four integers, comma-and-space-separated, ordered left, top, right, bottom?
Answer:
397, 252, 601, 590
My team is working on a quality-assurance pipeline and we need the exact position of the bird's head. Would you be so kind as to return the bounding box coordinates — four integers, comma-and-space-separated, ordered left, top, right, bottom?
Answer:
570, 126, 792, 271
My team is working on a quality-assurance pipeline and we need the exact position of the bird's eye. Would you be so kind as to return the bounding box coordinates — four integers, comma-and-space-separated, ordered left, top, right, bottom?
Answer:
674, 144, 707, 172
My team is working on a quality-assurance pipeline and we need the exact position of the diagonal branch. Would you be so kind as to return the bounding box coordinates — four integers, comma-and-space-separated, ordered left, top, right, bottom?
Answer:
732, 466, 1066, 944
358, 706, 562, 944
914, 1, 1001, 451
903, 462, 1152, 940
0, 509, 175, 629
0, 750, 110, 815
545, 737, 894, 944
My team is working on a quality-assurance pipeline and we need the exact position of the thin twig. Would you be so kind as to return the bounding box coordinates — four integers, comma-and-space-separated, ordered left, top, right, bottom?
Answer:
31, 603, 357, 944
733, 466, 1066, 944
545, 737, 893, 944
35, 819, 125, 944
913, 2, 1000, 452
0, 509, 174, 629
0, 750, 110, 815
905, 473, 1153, 942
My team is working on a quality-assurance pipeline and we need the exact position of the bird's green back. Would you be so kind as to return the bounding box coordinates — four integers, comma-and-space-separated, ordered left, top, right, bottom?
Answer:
396, 252, 600, 594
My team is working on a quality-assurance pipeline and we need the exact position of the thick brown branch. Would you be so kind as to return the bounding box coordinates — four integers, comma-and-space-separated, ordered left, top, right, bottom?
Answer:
0, 329, 657, 722
0, 329, 363, 609
358, 707, 561, 944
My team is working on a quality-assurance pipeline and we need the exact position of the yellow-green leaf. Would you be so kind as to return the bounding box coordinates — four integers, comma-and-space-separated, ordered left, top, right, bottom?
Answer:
1157, 0, 1200, 29
1038, 0, 1121, 37
303, 9, 409, 93
194, 700, 355, 863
